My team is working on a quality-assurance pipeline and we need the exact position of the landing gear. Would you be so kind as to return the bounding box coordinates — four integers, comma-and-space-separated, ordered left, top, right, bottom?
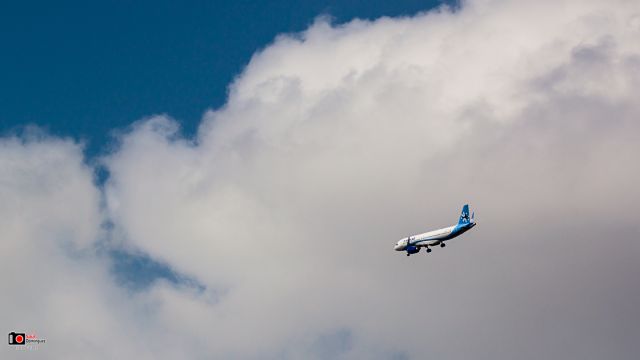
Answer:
426, 248, 432, 253
440, 242, 446, 248
406, 253, 410, 256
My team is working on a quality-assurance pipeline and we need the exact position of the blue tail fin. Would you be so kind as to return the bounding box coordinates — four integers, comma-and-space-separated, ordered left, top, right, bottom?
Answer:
458, 204, 470, 225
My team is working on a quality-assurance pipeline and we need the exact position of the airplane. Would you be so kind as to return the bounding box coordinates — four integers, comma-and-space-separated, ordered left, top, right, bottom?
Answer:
394, 204, 476, 256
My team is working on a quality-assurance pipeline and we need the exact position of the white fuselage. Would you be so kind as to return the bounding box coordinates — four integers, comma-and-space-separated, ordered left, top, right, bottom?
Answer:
413, 226, 457, 245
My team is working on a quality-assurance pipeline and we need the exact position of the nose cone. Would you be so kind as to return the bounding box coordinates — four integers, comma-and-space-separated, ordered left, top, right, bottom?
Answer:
394, 243, 403, 251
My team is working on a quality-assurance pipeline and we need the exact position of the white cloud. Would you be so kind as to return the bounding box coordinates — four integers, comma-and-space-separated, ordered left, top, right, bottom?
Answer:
2, 0, 640, 358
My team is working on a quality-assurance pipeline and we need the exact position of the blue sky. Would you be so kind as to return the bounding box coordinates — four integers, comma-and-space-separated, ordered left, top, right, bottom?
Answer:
1, 0, 444, 156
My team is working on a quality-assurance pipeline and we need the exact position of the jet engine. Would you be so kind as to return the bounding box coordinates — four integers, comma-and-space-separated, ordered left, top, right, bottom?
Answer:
406, 245, 420, 254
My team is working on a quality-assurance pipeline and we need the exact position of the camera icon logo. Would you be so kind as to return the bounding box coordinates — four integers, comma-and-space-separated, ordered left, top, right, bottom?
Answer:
8, 332, 26, 345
